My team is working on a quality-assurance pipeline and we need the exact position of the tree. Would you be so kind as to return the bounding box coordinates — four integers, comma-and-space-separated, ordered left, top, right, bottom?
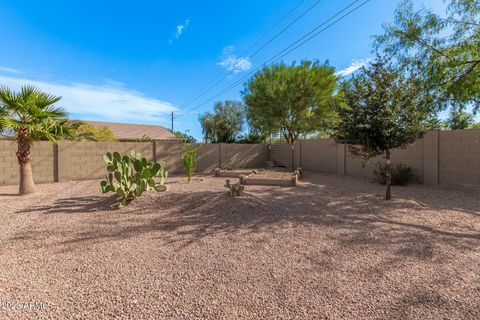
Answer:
374, 0, 480, 113
68, 121, 117, 141
334, 58, 430, 200
173, 130, 197, 143
199, 100, 244, 143
445, 109, 480, 129
242, 60, 338, 143
0, 85, 72, 195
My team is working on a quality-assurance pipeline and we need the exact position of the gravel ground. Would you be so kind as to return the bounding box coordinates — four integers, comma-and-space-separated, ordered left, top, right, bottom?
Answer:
0, 172, 479, 320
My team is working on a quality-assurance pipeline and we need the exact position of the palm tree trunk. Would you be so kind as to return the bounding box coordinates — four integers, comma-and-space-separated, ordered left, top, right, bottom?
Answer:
17, 127, 36, 195
19, 162, 36, 195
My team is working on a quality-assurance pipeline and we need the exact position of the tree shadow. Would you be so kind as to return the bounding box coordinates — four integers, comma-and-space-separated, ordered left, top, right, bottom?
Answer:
16, 194, 119, 214
0, 193, 19, 197
10, 172, 480, 258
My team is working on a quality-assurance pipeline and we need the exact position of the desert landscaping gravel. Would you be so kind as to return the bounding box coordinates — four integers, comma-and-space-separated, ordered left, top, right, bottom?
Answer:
0, 172, 479, 319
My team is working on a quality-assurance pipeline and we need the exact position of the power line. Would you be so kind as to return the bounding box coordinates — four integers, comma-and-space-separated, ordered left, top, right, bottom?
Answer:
176, 0, 371, 119
240, 0, 307, 56
175, 0, 324, 117
244, 0, 325, 61
175, 0, 308, 112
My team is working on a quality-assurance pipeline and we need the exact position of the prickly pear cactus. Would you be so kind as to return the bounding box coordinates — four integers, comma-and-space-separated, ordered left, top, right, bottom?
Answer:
100, 150, 168, 208
224, 179, 244, 197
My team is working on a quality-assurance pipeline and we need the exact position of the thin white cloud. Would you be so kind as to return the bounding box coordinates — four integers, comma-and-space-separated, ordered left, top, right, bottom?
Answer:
217, 46, 252, 74
336, 58, 371, 77
0, 66, 23, 74
169, 19, 190, 44
176, 19, 190, 38
0, 74, 177, 124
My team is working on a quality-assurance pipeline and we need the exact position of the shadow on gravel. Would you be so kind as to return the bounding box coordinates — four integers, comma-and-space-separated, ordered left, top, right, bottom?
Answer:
11, 173, 480, 256
16, 194, 118, 214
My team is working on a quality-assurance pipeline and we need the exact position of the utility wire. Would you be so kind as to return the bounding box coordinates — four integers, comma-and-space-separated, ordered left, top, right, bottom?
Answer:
176, 0, 371, 119
175, 0, 324, 117
176, 0, 306, 110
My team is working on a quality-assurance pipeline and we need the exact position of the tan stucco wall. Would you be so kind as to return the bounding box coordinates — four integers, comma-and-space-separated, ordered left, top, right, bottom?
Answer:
1, 130, 479, 187
0, 141, 270, 185
269, 129, 480, 187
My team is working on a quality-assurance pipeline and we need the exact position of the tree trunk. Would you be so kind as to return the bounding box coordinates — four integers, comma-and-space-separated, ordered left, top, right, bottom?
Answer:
385, 149, 391, 200
19, 162, 36, 195
17, 127, 36, 195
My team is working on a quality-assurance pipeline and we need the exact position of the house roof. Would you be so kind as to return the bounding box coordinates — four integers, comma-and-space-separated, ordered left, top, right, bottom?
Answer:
84, 121, 178, 141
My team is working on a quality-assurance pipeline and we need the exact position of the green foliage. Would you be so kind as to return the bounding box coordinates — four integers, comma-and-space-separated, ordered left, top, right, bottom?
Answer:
132, 135, 152, 142
425, 117, 446, 130
335, 57, 430, 158
374, 163, 415, 186
444, 109, 480, 129
242, 60, 339, 143
173, 130, 197, 143
0, 85, 73, 143
199, 100, 244, 143
236, 133, 267, 144
334, 57, 430, 199
224, 179, 244, 197
68, 121, 117, 141
100, 150, 168, 208
374, 0, 480, 113
182, 143, 197, 183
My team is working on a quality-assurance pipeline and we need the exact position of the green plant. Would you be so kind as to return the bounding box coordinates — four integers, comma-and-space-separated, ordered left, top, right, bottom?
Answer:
224, 179, 244, 197
374, 163, 415, 186
173, 130, 197, 143
67, 121, 117, 142
0, 85, 73, 195
199, 100, 244, 143
182, 143, 197, 183
242, 60, 338, 143
100, 150, 168, 208
334, 57, 429, 200
375, 0, 480, 113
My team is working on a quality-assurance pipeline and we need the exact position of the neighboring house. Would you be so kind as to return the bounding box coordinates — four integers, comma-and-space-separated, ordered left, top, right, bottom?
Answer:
85, 121, 179, 141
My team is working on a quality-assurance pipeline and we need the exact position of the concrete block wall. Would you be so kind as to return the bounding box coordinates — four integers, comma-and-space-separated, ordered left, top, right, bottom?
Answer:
0, 141, 270, 185
156, 141, 184, 174
269, 129, 480, 188
0, 141, 55, 185
58, 141, 154, 181
220, 144, 269, 169
438, 129, 480, 186
344, 141, 423, 181
299, 139, 338, 174
0, 129, 479, 187
422, 131, 439, 185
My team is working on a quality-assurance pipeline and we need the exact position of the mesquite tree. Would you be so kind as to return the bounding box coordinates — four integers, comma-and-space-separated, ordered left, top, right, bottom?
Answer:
0, 85, 72, 195
335, 57, 430, 200
242, 60, 338, 143
374, 0, 480, 113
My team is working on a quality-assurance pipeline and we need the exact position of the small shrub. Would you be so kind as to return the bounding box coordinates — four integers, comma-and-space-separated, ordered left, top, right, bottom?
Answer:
374, 162, 414, 186
182, 144, 197, 183
100, 151, 168, 208
224, 179, 244, 197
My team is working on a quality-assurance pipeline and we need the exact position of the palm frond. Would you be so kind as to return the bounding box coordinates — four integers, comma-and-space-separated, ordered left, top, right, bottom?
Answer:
0, 85, 69, 142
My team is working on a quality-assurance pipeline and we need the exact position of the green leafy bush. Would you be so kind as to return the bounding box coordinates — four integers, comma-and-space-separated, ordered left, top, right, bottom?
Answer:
100, 151, 168, 208
182, 144, 197, 183
374, 162, 414, 186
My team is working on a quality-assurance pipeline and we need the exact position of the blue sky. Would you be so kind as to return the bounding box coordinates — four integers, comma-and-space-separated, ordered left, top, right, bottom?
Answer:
0, 0, 455, 140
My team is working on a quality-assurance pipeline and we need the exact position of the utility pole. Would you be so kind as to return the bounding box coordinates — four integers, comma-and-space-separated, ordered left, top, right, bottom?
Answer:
171, 112, 174, 132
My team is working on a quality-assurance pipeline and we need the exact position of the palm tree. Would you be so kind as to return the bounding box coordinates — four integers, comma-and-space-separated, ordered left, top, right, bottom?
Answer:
0, 85, 72, 195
